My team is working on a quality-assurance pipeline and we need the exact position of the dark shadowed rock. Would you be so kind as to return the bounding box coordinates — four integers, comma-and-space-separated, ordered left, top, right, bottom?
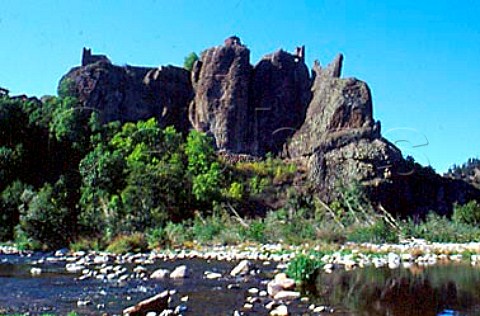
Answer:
59, 51, 193, 133
82, 48, 111, 66
189, 36, 252, 152
250, 49, 311, 156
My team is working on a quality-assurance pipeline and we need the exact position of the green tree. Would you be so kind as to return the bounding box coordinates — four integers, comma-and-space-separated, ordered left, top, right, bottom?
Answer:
19, 177, 73, 249
183, 52, 199, 71
79, 119, 190, 237
185, 130, 222, 202
0, 181, 32, 241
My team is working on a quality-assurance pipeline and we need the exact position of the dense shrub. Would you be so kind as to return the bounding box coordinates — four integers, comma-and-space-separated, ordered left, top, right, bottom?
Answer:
183, 52, 199, 72
106, 233, 148, 254
19, 178, 74, 249
452, 200, 480, 226
347, 220, 398, 243
287, 253, 323, 282
0, 181, 31, 241
400, 213, 480, 243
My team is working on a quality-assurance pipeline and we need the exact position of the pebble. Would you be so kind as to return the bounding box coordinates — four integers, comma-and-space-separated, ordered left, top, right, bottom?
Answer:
248, 287, 259, 294
170, 265, 188, 279
30, 267, 42, 275
270, 304, 288, 316
230, 260, 252, 276
77, 299, 92, 307
273, 290, 301, 301
150, 268, 170, 279
205, 271, 222, 279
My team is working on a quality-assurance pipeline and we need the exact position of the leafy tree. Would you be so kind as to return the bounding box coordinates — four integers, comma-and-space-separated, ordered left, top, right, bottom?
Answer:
185, 130, 222, 202
19, 177, 73, 249
79, 119, 190, 237
453, 200, 480, 226
183, 52, 199, 71
0, 181, 32, 241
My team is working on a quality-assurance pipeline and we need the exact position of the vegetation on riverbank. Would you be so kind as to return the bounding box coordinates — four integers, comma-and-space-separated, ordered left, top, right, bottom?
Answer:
1, 92, 480, 253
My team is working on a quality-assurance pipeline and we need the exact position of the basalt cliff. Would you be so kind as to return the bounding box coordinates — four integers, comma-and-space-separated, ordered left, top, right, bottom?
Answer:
59, 37, 480, 217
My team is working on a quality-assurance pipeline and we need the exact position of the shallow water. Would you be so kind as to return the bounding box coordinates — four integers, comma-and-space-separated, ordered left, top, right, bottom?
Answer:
1, 253, 480, 315
302, 263, 480, 315
0, 253, 264, 315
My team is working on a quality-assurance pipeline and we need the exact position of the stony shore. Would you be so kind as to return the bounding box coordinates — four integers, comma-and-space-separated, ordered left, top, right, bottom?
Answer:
2, 239, 480, 315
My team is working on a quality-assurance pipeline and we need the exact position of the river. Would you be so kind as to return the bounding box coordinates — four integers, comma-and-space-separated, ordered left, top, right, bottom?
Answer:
1, 252, 480, 315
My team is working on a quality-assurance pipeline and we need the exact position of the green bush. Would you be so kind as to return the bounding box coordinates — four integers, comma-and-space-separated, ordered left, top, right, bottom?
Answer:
69, 237, 103, 252
19, 179, 73, 249
400, 213, 480, 243
347, 220, 398, 243
14, 225, 42, 251
453, 200, 480, 225
0, 181, 31, 241
106, 233, 148, 254
245, 220, 266, 243
191, 212, 224, 243
183, 52, 199, 71
287, 253, 323, 282
164, 221, 190, 246
146, 227, 166, 249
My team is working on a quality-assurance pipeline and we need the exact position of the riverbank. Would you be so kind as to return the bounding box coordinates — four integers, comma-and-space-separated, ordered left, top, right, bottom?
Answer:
4, 238, 480, 271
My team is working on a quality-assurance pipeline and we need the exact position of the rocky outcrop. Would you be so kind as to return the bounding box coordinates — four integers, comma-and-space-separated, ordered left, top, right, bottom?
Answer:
289, 55, 393, 200
189, 36, 251, 152
290, 56, 378, 158
59, 50, 193, 133
249, 49, 311, 155
289, 55, 480, 216
58, 40, 480, 217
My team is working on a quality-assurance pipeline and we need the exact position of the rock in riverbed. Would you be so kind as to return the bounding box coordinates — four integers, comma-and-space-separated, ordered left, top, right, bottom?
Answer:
123, 290, 169, 316
150, 269, 170, 279
170, 265, 188, 279
230, 260, 253, 276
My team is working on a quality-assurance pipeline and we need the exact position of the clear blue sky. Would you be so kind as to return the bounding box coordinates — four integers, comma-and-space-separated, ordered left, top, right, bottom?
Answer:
1, 0, 479, 172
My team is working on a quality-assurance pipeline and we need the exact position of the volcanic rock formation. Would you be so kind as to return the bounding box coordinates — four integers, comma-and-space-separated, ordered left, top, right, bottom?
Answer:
59, 37, 480, 216
59, 49, 193, 132
189, 36, 251, 152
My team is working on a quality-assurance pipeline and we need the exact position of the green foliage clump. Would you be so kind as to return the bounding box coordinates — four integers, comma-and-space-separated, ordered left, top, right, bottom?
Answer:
19, 177, 74, 249
183, 52, 199, 71
453, 200, 480, 226
79, 119, 189, 238
347, 220, 398, 243
69, 237, 103, 252
57, 77, 77, 99
0, 181, 31, 241
106, 233, 148, 254
185, 130, 222, 202
287, 253, 323, 282
400, 213, 480, 243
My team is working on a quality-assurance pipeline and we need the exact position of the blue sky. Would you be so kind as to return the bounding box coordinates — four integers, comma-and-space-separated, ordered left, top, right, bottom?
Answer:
1, 0, 479, 172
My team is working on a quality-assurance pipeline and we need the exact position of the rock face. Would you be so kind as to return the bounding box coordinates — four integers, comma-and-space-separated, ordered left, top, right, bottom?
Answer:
189, 36, 251, 152
289, 55, 401, 205
59, 49, 193, 133
250, 49, 311, 155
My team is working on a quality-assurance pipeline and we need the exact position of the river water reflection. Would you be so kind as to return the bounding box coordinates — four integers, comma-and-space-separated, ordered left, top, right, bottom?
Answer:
305, 263, 480, 315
